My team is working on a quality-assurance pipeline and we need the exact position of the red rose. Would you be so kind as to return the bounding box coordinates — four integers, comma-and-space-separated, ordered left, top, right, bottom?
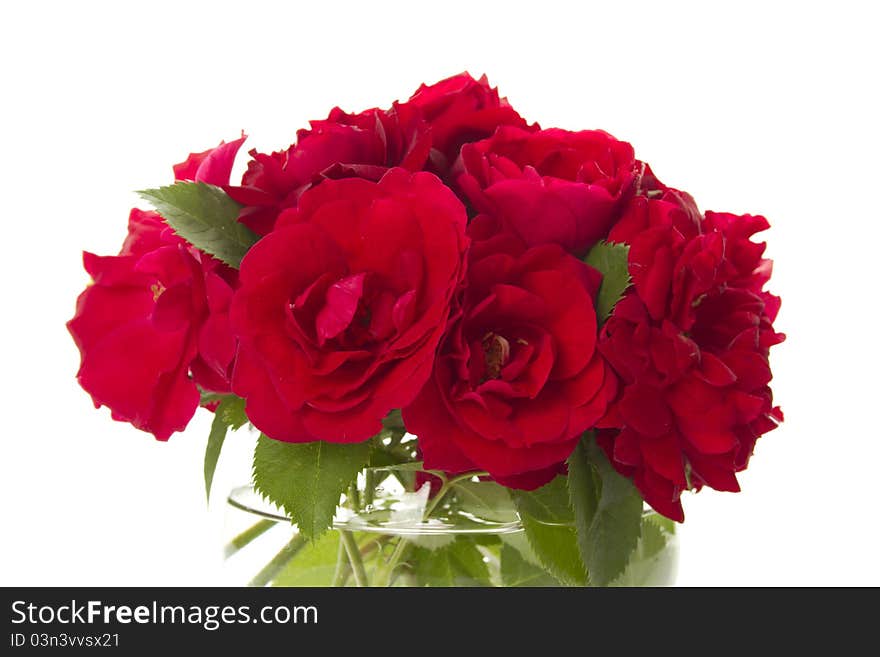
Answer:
606, 184, 702, 323
230, 168, 468, 443
403, 223, 617, 489
227, 104, 430, 235
226, 75, 533, 236
172, 135, 247, 187
172, 137, 246, 394
67, 138, 244, 439
627, 161, 702, 227
406, 72, 534, 173
597, 199, 784, 521
455, 126, 639, 257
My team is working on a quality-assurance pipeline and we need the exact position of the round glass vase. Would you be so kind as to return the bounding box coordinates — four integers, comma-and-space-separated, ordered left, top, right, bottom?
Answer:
222, 464, 679, 587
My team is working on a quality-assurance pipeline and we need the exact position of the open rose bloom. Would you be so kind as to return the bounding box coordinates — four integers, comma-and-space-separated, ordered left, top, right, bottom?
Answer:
68, 73, 784, 586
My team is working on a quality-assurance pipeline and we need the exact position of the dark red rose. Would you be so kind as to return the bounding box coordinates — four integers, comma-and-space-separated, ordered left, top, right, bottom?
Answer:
172, 137, 245, 395
230, 169, 468, 443
627, 161, 702, 227
606, 185, 702, 324
406, 72, 534, 173
226, 75, 532, 235
172, 135, 246, 186
67, 138, 244, 439
226, 104, 430, 235
597, 200, 784, 521
403, 222, 617, 489
456, 126, 639, 256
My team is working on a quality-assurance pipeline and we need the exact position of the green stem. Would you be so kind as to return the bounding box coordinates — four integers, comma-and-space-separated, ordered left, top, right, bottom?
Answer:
248, 533, 307, 587
331, 537, 350, 587
341, 530, 368, 587
423, 471, 488, 518
374, 537, 411, 587
348, 483, 360, 512
364, 468, 375, 508
359, 535, 385, 558
224, 518, 276, 559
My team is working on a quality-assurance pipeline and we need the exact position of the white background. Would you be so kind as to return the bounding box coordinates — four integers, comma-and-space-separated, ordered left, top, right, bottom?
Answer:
1, 0, 877, 586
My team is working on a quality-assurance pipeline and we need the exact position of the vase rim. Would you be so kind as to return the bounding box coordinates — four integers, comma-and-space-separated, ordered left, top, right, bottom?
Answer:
226, 484, 525, 536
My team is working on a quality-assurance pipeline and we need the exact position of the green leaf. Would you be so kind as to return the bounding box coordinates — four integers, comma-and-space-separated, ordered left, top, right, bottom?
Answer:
637, 515, 669, 560
252, 435, 371, 540
453, 480, 519, 523
567, 434, 644, 586
366, 450, 402, 469
500, 543, 561, 587
410, 537, 492, 587
410, 546, 456, 587
479, 541, 503, 586
448, 537, 492, 584
204, 396, 248, 502
610, 513, 678, 587
646, 512, 676, 536
509, 476, 573, 524
138, 182, 258, 268
217, 396, 248, 429
366, 424, 417, 475
204, 414, 228, 503
510, 477, 586, 586
470, 534, 503, 546
584, 240, 631, 323
381, 409, 405, 432
272, 531, 341, 587
516, 511, 586, 586
499, 531, 542, 567
199, 390, 225, 406
375, 460, 427, 472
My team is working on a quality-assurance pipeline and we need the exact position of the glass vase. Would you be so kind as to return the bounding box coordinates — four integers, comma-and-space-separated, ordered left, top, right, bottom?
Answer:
222, 464, 678, 587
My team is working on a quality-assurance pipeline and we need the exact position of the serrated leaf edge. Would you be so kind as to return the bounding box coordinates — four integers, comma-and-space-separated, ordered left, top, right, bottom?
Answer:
584, 240, 632, 323
137, 182, 256, 269
516, 510, 586, 586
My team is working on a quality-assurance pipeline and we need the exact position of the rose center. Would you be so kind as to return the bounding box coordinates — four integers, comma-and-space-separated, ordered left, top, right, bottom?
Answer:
482, 332, 511, 380
150, 282, 165, 302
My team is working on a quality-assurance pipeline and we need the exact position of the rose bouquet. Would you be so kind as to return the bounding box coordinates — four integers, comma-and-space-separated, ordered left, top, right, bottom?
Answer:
68, 73, 784, 587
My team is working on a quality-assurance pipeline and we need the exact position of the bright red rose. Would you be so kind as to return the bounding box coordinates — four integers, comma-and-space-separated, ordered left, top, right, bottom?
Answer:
403, 220, 617, 489
597, 200, 784, 521
230, 169, 468, 443
67, 138, 244, 439
172, 135, 247, 187
227, 105, 430, 235
406, 72, 534, 173
172, 137, 245, 395
627, 161, 702, 227
455, 126, 639, 256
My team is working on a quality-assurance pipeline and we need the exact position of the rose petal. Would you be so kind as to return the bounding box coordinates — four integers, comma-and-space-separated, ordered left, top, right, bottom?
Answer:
316, 272, 366, 344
